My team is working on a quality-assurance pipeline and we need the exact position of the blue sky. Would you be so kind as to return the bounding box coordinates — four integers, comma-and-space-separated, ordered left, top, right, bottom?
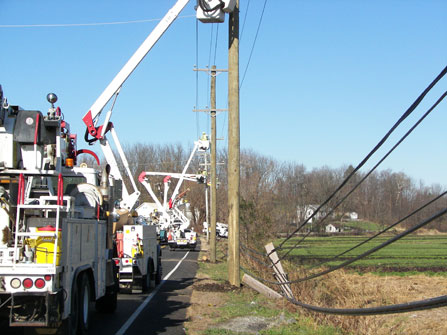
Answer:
1, 0, 446, 186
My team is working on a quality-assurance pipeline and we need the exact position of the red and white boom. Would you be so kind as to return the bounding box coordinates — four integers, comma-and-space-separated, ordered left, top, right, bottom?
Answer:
81, 0, 233, 210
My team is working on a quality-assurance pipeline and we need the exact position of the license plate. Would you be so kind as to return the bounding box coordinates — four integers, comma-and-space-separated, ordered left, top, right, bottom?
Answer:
177, 239, 188, 245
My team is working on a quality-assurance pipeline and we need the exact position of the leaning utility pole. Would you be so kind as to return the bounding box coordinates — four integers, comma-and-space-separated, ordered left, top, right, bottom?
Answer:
210, 65, 217, 263
228, 0, 240, 287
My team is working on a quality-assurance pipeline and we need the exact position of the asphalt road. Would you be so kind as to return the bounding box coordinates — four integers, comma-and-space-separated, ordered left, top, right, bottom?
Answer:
91, 247, 199, 335
2, 246, 199, 335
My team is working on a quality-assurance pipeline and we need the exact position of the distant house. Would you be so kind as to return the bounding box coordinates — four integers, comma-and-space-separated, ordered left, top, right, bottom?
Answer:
297, 204, 334, 224
297, 205, 322, 223
348, 212, 359, 220
325, 223, 344, 233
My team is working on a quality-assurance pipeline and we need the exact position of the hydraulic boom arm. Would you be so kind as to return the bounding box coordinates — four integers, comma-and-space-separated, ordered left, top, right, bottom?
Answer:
82, 0, 191, 140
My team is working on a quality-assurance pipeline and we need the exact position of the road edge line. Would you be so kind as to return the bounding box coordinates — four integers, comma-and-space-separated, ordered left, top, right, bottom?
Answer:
115, 251, 191, 335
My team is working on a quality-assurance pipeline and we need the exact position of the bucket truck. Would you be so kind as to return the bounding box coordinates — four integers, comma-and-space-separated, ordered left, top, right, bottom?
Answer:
139, 136, 209, 251
0, 87, 118, 334
0, 0, 236, 331
80, 0, 236, 289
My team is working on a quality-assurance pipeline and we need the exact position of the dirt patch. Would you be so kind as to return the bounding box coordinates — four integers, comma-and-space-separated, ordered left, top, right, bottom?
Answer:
216, 313, 296, 334
217, 316, 271, 334
184, 273, 228, 334
194, 282, 242, 293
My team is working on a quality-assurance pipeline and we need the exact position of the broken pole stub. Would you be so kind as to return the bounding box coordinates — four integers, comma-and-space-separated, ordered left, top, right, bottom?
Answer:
265, 242, 294, 299
242, 274, 283, 299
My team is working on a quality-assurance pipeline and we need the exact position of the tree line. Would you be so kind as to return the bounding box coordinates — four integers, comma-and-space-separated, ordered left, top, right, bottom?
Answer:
86, 142, 446, 245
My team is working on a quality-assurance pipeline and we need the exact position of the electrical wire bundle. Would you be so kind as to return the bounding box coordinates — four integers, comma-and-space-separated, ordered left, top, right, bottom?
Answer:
240, 65, 447, 316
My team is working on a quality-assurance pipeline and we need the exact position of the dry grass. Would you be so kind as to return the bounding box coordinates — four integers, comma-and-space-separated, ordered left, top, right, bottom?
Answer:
285, 265, 447, 334
239, 238, 447, 334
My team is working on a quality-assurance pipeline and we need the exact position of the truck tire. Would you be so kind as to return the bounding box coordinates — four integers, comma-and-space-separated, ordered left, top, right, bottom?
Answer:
155, 252, 162, 285
68, 276, 80, 335
55, 274, 80, 335
141, 262, 150, 293
78, 274, 92, 335
95, 285, 117, 313
143, 259, 155, 291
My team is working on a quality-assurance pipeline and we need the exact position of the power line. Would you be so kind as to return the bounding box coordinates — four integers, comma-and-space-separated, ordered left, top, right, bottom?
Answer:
240, 0, 252, 41
0, 15, 196, 28
213, 24, 220, 66
275, 206, 447, 285
240, 0, 268, 89
242, 262, 447, 315
274, 66, 447, 256
307, 152, 447, 270
205, 25, 215, 136
276, 89, 447, 263
195, 19, 200, 139
286, 294, 447, 316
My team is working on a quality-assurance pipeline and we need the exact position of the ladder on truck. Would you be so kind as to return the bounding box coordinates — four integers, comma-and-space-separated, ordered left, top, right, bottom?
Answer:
11, 173, 72, 268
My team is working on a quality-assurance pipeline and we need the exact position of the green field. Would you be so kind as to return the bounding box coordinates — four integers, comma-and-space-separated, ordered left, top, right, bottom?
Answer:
278, 235, 447, 274
340, 220, 383, 232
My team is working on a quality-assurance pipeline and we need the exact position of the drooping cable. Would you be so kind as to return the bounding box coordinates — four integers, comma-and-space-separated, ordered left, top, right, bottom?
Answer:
276, 91, 447, 261
241, 205, 447, 287
283, 206, 447, 284
275, 66, 447, 254
240, 245, 271, 268
243, 261, 447, 314
286, 294, 447, 316
308, 189, 447, 270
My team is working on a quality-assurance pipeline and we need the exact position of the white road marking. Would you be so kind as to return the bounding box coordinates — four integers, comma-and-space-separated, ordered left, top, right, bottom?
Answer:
115, 251, 190, 335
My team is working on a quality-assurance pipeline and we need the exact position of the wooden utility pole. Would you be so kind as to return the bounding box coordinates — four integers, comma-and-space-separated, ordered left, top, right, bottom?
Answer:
193, 66, 227, 262
204, 152, 210, 243
210, 65, 217, 263
228, 0, 240, 287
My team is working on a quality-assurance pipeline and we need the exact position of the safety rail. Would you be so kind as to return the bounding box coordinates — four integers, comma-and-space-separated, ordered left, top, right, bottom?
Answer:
11, 174, 67, 268
172, 207, 189, 224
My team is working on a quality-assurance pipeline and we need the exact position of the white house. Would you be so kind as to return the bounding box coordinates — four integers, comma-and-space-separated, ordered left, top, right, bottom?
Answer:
297, 205, 318, 223
325, 223, 344, 233
348, 212, 359, 220
297, 204, 332, 223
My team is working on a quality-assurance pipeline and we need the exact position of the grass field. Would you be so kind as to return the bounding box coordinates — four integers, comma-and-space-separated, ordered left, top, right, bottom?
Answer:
339, 220, 383, 232
278, 234, 447, 274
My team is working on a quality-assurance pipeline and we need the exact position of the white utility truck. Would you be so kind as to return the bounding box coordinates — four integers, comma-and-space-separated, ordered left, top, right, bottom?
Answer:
81, 0, 236, 257
0, 2, 237, 332
139, 137, 209, 251
114, 223, 161, 292
79, 0, 223, 290
0, 88, 117, 334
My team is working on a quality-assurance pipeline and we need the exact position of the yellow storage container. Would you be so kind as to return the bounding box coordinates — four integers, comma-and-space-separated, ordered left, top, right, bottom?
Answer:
35, 226, 61, 265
